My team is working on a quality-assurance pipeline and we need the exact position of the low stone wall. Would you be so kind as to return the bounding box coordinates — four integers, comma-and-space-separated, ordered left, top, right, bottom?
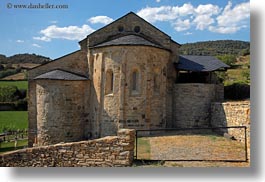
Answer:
211, 101, 250, 159
0, 129, 135, 167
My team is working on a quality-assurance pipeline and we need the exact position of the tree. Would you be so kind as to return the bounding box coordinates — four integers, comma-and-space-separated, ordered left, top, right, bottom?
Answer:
216, 55, 237, 67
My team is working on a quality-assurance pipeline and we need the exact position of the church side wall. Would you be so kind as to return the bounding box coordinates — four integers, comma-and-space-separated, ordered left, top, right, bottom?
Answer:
28, 80, 37, 147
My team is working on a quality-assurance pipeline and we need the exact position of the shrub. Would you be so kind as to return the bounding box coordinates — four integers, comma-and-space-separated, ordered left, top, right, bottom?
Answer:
216, 55, 237, 67
242, 70, 250, 83
0, 86, 19, 102
0, 69, 18, 79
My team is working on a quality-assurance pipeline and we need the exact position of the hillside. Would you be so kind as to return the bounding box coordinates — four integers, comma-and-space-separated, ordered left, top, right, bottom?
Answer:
179, 40, 250, 56
0, 53, 51, 80
0, 53, 51, 64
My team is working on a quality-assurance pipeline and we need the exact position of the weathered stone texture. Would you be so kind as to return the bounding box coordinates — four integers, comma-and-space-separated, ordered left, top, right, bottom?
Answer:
90, 46, 170, 137
211, 101, 250, 143
173, 83, 223, 128
28, 80, 37, 147
85, 13, 172, 50
35, 80, 90, 146
0, 129, 135, 167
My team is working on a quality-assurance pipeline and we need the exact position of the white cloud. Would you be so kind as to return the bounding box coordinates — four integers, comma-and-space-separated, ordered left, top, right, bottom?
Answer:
16, 40, 24, 43
34, 24, 95, 41
216, 1, 250, 27
32, 43, 41, 48
137, 6, 176, 23
177, 3, 194, 16
88, 16, 114, 25
137, 1, 249, 34
174, 19, 191, 32
156, 0, 161, 3
137, 3, 194, 23
195, 4, 220, 15
193, 14, 215, 30
209, 1, 250, 34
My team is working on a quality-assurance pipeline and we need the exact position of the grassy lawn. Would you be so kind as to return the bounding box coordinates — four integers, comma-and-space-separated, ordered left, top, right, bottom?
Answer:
0, 80, 28, 90
0, 111, 28, 133
0, 139, 28, 154
135, 137, 151, 160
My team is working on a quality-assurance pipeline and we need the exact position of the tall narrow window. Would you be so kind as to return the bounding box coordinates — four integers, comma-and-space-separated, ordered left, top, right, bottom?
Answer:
154, 74, 160, 93
105, 69, 114, 95
131, 69, 140, 94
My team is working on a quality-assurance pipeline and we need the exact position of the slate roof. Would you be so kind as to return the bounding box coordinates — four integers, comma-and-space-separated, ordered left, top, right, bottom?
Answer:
176, 55, 230, 72
34, 69, 89, 80
92, 34, 165, 49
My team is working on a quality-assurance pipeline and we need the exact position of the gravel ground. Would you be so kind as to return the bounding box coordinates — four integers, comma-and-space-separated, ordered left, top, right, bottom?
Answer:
135, 134, 250, 167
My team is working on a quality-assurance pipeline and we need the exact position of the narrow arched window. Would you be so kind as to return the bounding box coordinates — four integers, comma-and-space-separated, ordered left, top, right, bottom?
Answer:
131, 69, 140, 94
154, 73, 160, 94
105, 69, 114, 95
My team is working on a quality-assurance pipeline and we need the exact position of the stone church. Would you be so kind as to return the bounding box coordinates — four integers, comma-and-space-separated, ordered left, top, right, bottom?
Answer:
28, 12, 229, 147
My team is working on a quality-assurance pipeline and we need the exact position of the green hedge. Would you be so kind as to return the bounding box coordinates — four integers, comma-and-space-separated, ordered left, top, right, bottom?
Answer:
0, 86, 19, 102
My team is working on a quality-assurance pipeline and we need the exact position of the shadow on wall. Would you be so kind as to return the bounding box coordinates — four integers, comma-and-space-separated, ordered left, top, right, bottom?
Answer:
211, 104, 229, 136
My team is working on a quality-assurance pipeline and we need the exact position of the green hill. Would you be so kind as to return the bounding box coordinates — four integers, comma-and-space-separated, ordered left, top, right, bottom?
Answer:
0, 53, 51, 64
179, 40, 250, 56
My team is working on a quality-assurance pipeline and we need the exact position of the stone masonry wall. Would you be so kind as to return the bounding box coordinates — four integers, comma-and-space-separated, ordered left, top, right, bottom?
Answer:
0, 129, 135, 167
86, 13, 172, 49
28, 50, 89, 146
211, 101, 250, 143
90, 46, 170, 137
173, 83, 223, 128
35, 80, 90, 146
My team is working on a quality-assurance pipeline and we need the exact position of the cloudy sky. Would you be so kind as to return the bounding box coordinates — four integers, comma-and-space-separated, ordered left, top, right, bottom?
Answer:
0, 0, 250, 59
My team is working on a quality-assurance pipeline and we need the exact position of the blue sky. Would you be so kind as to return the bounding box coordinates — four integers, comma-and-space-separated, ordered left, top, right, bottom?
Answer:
0, 0, 250, 59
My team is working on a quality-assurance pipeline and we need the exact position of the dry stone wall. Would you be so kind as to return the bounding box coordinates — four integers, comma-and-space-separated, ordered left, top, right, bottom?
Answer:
0, 129, 135, 167
211, 101, 250, 142
211, 101, 250, 160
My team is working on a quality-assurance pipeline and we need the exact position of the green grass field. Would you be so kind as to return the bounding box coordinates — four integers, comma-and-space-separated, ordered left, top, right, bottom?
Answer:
0, 139, 28, 154
0, 81, 28, 90
0, 111, 28, 133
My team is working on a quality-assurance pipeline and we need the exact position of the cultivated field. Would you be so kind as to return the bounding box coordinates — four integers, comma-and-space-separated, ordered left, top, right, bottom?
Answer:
0, 80, 28, 90
0, 111, 28, 133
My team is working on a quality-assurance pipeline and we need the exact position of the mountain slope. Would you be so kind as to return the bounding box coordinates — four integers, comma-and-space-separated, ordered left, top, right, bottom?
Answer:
0, 53, 51, 64
179, 40, 250, 56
